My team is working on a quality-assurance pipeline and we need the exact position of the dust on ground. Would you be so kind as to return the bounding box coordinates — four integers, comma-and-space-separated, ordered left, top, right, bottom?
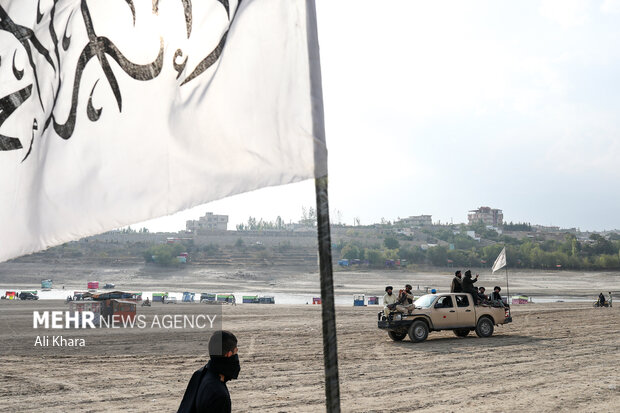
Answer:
0, 300, 618, 412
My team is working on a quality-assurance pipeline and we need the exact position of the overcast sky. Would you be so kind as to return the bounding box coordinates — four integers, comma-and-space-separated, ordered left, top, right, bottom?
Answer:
138, 0, 620, 233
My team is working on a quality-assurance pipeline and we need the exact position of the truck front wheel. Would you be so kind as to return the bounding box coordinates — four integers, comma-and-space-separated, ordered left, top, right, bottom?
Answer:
408, 320, 429, 342
475, 317, 494, 338
388, 331, 407, 341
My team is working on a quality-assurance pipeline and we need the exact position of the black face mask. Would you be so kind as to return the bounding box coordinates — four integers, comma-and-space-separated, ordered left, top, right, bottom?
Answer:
209, 355, 241, 382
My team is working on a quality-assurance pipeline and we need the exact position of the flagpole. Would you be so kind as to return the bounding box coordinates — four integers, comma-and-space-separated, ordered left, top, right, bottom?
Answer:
306, 0, 341, 410
504, 246, 510, 304
505, 265, 509, 304
315, 176, 341, 413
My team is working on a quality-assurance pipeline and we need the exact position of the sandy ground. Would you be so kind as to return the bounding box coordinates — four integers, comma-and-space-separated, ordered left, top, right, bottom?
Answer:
0, 299, 618, 412
1, 261, 619, 299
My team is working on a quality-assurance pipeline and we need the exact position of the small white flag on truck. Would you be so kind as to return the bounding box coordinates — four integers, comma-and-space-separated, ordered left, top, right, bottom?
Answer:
492, 247, 507, 273
0, 0, 327, 262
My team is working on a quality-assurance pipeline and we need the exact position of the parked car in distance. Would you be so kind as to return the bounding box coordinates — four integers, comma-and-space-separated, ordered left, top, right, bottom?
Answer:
19, 292, 39, 300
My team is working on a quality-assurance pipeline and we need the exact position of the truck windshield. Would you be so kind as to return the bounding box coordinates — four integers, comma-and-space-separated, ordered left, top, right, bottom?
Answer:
414, 295, 437, 309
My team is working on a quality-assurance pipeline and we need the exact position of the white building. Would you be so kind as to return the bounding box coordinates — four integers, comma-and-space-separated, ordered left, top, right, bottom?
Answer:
396, 215, 432, 227
186, 212, 228, 232
467, 207, 503, 226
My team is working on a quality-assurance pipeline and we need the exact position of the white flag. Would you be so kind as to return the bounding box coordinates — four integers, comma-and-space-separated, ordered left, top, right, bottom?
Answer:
492, 247, 507, 273
0, 0, 327, 262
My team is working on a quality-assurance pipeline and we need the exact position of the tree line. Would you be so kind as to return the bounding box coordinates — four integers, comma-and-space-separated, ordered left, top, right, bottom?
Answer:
337, 232, 620, 270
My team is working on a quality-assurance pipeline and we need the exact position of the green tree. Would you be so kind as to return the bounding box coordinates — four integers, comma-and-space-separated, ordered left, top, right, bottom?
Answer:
426, 246, 448, 266
364, 248, 385, 266
383, 236, 400, 250
144, 243, 184, 266
399, 245, 426, 264
341, 244, 362, 260
384, 249, 399, 260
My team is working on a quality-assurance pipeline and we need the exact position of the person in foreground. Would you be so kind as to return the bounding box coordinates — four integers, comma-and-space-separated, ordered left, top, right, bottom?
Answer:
177, 330, 240, 413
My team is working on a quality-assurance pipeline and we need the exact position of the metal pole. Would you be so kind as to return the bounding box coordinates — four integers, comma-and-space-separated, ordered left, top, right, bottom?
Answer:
305, 1, 340, 409
505, 265, 510, 304
315, 176, 341, 413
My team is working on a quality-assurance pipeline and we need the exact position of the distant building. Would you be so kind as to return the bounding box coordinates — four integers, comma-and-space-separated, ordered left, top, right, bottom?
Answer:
396, 228, 415, 236
466, 231, 481, 242
532, 225, 560, 233
186, 212, 228, 232
467, 207, 503, 226
532, 225, 579, 234
396, 215, 432, 227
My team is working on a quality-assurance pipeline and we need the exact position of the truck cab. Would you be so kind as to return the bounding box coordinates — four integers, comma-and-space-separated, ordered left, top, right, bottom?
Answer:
378, 293, 512, 342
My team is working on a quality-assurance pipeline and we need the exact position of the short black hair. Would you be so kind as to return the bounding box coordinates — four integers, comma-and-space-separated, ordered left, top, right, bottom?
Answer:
385, 286, 393, 292
464, 270, 472, 277
494, 286, 501, 291
405, 284, 412, 290
209, 330, 238, 356
455, 270, 461, 276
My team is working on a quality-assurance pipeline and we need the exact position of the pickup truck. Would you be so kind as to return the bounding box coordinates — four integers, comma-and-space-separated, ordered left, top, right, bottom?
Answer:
378, 292, 512, 342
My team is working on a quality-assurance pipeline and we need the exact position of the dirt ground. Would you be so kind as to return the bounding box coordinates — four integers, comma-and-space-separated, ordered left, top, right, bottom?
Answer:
2, 261, 620, 299
0, 299, 618, 412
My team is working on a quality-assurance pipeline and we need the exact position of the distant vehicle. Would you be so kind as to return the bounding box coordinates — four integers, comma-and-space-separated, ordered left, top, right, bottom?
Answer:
242, 295, 275, 304
353, 294, 365, 306
367, 296, 380, 305
200, 293, 217, 304
258, 296, 275, 304
19, 292, 39, 300
103, 283, 116, 289
217, 294, 235, 304
378, 293, 512, 342
163, 296, 177, 304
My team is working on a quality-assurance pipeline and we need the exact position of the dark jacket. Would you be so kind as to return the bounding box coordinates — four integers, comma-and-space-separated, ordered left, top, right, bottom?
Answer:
178, 362, 231, 413
491, 291, 502, 301
450, 276, 463, 293
461, 275, 477, 294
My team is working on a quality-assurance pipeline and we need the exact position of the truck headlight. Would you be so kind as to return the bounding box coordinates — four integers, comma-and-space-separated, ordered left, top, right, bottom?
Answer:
394, 313, 402, 321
